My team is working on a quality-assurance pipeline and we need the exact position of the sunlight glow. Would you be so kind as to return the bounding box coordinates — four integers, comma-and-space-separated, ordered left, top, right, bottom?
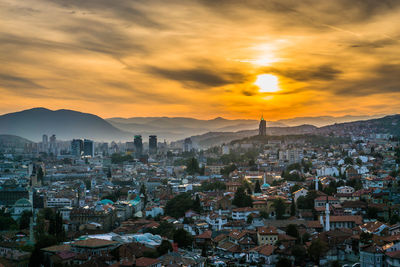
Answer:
255, 74, 280, 93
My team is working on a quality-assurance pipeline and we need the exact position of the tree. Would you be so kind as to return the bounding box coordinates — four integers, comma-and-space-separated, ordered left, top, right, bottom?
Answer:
165, 193, 201, 218
308, 239, 327, 264
260, 210, 269, 219
173, 229, 193, 248
273, 198, 287, 220
220, 164, 237, 177
192, 195, 202, 213
254, 180, 261, 193
292, 245, 307, 265
157, 240, 172, 256
186, 157, 199, 175
37, 167, 44, 182
367, 206, 379, 219
140, 184, 148, 206
0, 209, 18, 231
286, 224, 299, 238
19, 211, 33, 230
247, 214, 253, 224
344, 157, 353, 165
276, 257, 292, 267
290, 198, 296, 216
232, 187, 253, 208
29, 234, 57, 267
297, 191, 318, 210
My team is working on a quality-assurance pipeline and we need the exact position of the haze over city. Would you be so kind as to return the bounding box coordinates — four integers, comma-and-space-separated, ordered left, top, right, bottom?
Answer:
2, 1, 400, 267
1, 0, 400, 119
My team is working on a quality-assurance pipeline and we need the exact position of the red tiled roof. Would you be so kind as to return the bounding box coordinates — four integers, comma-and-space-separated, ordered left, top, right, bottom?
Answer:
250, 244, 275, 256
72, 238, 119, 248
136, 257, 161, 267
196, 230, 212, 239
257, 226, 278, 235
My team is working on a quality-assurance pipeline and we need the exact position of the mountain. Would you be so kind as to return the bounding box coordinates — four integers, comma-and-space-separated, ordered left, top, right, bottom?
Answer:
106, 116, 286, 141
107, 115, 385, 141
276, 115, 385, 127
316, 114, 400, 136
0, 135, 33, 149
0, 108, 131, 142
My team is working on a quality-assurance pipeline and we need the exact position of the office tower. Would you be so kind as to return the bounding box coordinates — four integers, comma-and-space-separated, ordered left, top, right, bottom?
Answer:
42, 134, 48, 152
183, 137, 193, 152
259, 114, 267, 136
134, 135, 143, 158
83, 139, 94, 157
149, 135, 157, 155
71, 139, 83, 157
49, 134, 57, 154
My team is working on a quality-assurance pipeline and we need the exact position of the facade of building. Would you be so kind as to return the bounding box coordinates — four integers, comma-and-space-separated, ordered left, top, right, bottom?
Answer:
83, 139, 94, 157
71, 139, 83, 157
134, 135, 143, 158
149, 135, 157, 155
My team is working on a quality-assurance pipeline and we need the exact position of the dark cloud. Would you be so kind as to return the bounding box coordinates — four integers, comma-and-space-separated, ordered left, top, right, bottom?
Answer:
47, 0, 164, 29
333, 64, 400, 96
264, 65, 342, 82
350, 38, 399, 49
0, 74, 43, 90
147, 66, 247, 88
198, 0, 400, 29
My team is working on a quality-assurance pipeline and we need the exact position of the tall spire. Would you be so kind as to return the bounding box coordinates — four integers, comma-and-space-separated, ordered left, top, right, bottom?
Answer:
261, 113, 264, 121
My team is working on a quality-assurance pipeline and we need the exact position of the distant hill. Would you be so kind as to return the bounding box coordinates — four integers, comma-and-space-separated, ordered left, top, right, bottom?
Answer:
107, 114, 384, 141
0, 108, 131, 142
107, 116, 286, 141
277, 114, 385, 127
172, 125, 317, 148
0, 135, 33, 148
316, 114, 400, 136
175, 115, 400, 148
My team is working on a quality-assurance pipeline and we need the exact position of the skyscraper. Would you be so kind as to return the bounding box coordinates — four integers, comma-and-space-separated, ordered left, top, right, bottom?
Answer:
42, 134, 48, 152
83, 139, 94, 157
49, 134, 57, 155
259, 114, 267, 136
134, 135, 143, 158
149, 135, 157, 155
71, 139, 83, 157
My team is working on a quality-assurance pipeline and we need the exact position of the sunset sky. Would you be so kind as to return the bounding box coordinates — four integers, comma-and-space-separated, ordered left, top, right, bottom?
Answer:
1, 0, 400, 120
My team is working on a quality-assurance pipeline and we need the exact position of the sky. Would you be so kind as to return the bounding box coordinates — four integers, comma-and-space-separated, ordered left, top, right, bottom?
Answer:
1, 0, 400, 120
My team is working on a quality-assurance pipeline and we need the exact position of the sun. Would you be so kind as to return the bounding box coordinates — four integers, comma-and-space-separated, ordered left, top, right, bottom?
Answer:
255, 74, 280, 93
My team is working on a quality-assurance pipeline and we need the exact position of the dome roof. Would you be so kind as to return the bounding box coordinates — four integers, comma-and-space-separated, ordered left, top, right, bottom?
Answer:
14, 198, 32, 207
99, 199, 114, 205
262, 183, 270, 188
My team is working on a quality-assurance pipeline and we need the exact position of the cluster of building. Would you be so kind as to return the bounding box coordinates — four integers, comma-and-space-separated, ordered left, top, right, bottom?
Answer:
0, 117, 399, 266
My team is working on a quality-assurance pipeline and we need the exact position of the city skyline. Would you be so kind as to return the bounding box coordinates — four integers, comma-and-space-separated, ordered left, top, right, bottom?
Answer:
1, 0, 400, 120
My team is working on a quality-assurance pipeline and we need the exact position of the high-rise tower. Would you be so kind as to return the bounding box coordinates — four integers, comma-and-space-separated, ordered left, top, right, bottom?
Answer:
149, 135, 157, 155
134, 135, 143, 158
259, 114, 267, 136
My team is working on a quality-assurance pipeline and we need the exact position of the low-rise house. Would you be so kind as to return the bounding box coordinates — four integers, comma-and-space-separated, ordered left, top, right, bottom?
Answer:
360, 244, 384, 267
257, 226, 278, 245
246, 244, 276, 266
232, 207, 259, 220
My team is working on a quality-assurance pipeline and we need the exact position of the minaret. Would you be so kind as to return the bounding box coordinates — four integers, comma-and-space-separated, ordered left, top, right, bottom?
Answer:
325, 202, 330, 231
315, 177, 319, 191
263, 173, 266, 185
